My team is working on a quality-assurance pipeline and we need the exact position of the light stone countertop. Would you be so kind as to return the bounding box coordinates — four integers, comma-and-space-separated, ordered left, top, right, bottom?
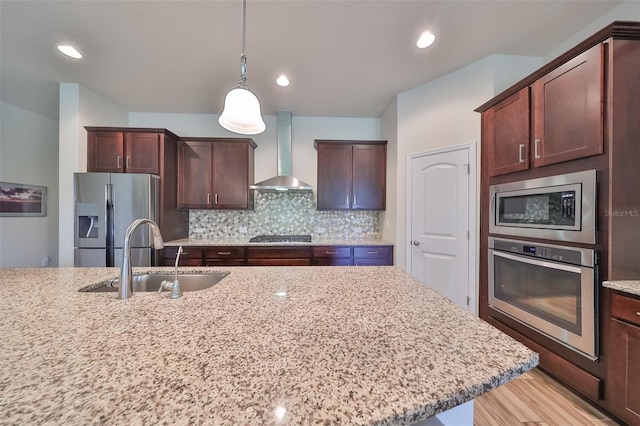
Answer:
165, 237, 394, 247
0, 266, 538, 425
603, 280, 640, 297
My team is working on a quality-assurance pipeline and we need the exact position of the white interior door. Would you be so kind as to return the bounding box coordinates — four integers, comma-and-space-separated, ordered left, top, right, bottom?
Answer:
409, 146, 474, 311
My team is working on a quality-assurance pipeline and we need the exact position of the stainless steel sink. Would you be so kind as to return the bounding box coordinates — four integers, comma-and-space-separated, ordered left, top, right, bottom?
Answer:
80, 272, 229, 293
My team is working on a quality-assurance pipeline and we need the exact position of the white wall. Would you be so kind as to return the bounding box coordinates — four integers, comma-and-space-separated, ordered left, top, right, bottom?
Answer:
0, 102, 59, 267
544, 1, 640, 62
129, 112, 380, 192
379, 99, 398, 253
58, 84, 128, 266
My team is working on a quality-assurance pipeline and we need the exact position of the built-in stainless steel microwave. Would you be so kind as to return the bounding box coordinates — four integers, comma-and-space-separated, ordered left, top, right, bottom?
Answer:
489, 170, 597, 244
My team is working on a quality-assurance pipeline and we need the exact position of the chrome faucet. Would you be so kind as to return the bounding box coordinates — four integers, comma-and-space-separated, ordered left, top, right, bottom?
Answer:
119, 218, 164, 299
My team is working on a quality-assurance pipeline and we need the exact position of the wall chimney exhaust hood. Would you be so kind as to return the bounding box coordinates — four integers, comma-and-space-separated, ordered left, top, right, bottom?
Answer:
250, 111, 313, 192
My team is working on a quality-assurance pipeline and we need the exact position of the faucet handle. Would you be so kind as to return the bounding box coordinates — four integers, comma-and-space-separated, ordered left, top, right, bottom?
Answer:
158, 280, 172, 293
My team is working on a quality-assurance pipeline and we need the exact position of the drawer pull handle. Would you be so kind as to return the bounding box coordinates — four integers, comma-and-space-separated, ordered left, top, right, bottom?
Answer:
637, 311, 640, 316
326, 251, 338, 254
366, 251, 379, 254
218, 252, 232, 255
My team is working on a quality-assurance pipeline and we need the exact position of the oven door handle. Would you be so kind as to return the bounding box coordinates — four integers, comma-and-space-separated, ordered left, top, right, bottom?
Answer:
492, 250, 583, 274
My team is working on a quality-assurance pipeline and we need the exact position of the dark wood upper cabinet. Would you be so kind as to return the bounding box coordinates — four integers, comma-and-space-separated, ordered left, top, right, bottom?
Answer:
87, 129, 160, 174
484, 87, 531, 177
532, 43, 604, 167
315, 140, 387, 210
123, 133, 161, 174
87, 131, 124, 173
177, 141, 213, 209
177, 138, 256, 210
483, 43, 604, 177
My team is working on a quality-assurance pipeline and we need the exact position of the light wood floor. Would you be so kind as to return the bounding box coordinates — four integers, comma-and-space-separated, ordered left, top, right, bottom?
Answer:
474, 368, 621, 425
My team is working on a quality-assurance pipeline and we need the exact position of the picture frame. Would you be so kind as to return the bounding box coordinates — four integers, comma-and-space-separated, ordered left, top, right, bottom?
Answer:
0, 182, 47, 217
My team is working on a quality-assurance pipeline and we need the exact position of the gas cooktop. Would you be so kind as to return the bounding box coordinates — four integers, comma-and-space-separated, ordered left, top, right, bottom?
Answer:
249, 235, 312, 243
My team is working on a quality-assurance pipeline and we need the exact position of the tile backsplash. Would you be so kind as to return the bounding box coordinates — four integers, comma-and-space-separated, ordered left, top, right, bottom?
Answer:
189, 192, 379, 239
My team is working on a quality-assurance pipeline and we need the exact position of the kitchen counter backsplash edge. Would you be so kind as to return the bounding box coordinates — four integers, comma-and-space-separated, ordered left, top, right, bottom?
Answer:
165, 238, 393, 247
603, 280, 640, 297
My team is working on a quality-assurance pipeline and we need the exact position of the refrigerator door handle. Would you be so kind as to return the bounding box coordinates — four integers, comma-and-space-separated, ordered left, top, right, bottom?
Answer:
106, 184, 115, 257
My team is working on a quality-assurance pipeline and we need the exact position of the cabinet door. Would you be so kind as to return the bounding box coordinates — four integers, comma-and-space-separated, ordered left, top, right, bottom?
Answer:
124, 133, 160, 174
532, 43, 603, 167
177, 141, 213, 209
352, 144, 386, 209
608, 318, 640, 424
212, 142, 251, 209
317, 143, 352, 209
484, 87, 530, 177
87, 131, 124, 172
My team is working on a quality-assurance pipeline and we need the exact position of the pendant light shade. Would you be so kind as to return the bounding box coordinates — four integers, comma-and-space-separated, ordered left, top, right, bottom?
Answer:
219, 86, 266, 135
218, 0, 266, 135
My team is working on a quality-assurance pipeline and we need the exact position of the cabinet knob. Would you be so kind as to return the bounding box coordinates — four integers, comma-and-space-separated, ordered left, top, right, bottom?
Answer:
412, 240, 421, 246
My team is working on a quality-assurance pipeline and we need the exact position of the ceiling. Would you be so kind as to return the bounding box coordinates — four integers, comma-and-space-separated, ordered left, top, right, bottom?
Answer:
0, 0, 623, 121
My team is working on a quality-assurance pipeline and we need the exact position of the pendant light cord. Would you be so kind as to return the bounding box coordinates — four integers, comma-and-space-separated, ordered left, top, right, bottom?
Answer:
241, 0, 246, 55
239, 0, 248, 86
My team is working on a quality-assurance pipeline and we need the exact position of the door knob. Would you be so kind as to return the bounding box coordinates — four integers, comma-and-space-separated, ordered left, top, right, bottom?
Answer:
412, 240, 421, 246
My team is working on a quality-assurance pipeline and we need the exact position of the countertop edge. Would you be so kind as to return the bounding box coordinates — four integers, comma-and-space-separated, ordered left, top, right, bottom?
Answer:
603, 280, 640, 297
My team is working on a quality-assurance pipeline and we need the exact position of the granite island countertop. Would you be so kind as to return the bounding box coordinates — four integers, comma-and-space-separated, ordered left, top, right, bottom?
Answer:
0, 266, 538, 424
165, 237, 393, 247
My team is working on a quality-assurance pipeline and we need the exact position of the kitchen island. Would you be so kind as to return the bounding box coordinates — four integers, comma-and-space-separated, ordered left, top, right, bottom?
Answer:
1, 266, 538, 424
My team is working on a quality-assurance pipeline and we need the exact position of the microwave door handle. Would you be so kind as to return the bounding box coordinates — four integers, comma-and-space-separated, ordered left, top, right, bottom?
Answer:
492, 250, 582, 274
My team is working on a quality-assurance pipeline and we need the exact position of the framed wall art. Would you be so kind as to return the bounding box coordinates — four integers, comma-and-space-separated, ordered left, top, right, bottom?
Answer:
0, 182, 47, 217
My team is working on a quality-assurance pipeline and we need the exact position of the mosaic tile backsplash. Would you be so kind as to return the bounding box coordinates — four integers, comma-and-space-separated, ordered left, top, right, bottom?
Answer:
189, 192, 379, 239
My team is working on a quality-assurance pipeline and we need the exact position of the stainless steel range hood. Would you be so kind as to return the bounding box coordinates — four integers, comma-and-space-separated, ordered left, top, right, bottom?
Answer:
250, 111, 313, 192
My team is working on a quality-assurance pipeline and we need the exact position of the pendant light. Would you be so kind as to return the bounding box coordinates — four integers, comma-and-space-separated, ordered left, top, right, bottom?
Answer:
218, 0, 266, 135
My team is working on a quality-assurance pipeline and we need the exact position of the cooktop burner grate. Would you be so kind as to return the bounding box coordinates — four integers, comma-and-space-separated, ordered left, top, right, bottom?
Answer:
249, 235, 312, 243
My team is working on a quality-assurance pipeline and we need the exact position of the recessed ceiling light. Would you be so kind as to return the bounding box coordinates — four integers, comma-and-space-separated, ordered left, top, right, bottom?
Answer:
276, 74, 290, 87
57, 44, 83, 59
416, 31, 436, 49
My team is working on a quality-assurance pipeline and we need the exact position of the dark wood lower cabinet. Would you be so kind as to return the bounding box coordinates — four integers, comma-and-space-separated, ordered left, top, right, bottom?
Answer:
161, 245, 393, 267
607, 293, 640, 425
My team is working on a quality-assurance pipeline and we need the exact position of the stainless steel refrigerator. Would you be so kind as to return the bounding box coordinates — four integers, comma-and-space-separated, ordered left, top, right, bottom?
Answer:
74, 172, 160, 267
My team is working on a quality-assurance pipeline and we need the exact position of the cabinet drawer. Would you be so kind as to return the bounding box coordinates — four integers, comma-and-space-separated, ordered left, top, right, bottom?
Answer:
162, 246, 202, 266
204, 246, 245, 259
313, 246, 351, 258
353, 246, 393, 259
247, 247, 311, 259
315, 258, 353, 266
611, 293, 640, 327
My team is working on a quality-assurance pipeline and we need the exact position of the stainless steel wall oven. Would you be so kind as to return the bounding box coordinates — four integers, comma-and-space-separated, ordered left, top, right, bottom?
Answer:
488, 237, 598, 359
489, 169, 597, 244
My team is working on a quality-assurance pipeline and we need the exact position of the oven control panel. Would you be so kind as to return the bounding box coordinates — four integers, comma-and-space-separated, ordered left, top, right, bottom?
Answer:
491, 238, 587, 266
